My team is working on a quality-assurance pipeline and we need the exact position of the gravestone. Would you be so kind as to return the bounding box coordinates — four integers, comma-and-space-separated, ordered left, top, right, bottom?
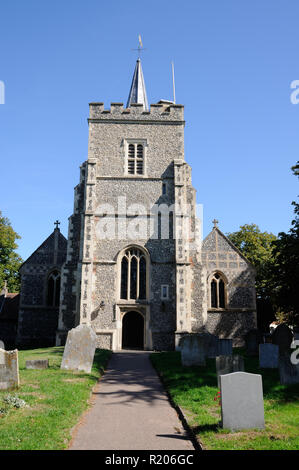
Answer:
217, 339, 233, 356
279, 354, 299, 385
259, 344, 279, 369
245, 329, 263, 356
207, 334, 219, 358
272, 323, 293, 355
61, 325, 97, 373
216, 355, 244, 387
0, 341, 4, 350
220, 372, 265, 431
26, 359, 49, 370
180, 334, 211, 366
0, 349, 19, 390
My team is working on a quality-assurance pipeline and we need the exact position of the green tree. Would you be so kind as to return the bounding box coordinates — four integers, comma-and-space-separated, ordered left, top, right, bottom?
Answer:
0, 211, 23, 292
227, 223, 277, 299
271, 161, 299, 327
227, 224, 277, 331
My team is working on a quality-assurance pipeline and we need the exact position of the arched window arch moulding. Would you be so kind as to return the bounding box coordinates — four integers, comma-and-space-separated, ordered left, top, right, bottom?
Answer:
46, 270, 61, 307
208, 271, 228, 309
118, 245, 150, 302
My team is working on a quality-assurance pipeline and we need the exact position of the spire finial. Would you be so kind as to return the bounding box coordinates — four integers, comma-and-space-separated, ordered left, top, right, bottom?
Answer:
132, 35, 146, 59
127, 41, 149, 111
212, 219, 219, 228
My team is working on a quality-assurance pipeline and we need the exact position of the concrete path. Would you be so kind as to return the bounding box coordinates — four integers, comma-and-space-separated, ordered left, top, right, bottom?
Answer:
69, 351, 194, 450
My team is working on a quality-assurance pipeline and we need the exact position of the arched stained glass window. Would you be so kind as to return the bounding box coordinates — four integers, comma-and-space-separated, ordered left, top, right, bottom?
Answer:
210, 273, 226, 309
47, 270, 61, 307
120, 248, 147, 300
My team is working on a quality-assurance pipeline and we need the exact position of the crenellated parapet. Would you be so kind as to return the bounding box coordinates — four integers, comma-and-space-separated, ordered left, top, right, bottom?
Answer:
88, 102, 184, 122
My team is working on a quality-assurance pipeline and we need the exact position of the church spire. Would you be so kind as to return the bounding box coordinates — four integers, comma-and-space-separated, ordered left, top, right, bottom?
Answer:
126, 58, 149, 111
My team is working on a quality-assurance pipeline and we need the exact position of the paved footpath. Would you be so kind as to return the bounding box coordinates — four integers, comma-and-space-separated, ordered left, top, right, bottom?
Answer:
69, 351, 194, 450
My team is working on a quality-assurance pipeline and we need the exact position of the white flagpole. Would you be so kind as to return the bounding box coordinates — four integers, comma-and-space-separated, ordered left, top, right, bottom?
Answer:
172, 61, 176, 104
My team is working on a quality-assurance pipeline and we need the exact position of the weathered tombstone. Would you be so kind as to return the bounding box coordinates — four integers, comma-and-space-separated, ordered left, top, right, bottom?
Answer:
180, 334, 210, 366
245, 329, 263, 356
220, 372, 265, 431
259, 344, 279, 369
271, 323, 293, 356
61, 325, 97, 373
0, 340, 4, 350
216, 355, 244, 387
26, 359, 49, 370
217, 339, 233, 356
279, 354, 299, 385
207, 334, 219, 358
0, 349, 19, 390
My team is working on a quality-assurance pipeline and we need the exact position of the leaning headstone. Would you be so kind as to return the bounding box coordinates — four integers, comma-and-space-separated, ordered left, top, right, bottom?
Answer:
0, 349, 19, 390
61, 325, 97, 373
207, 334, 219, 358
180, 334, 210, 367
26, 359, 49, 370
220, 372, 265, 431
217, 339, 233, 356
216, 355, 244, 387
279, 354, 299, 385
272, 323, 293, 356
245, 329, 263, 356
259, 344, 279, 369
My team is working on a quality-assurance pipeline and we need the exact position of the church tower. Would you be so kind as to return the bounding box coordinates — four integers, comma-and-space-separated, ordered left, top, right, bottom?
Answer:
56, 58, 206, 350
56, 57, 256, 350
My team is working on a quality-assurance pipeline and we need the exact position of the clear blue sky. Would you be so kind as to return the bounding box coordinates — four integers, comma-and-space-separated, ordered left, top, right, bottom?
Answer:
0, 0, 298, 261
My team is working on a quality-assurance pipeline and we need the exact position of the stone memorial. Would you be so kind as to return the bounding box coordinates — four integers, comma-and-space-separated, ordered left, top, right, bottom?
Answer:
61, 324, 97, 373
26, 359, 49, 370
0, 349, 19, 390
259, 344, 279, 369
220, 371, 265, 431
217, 339, 233, 356
180, 334, 211, 366
279, 354, 299, 385
207, 334, 219, 358
216, 355, 244, 387
245, 329, 263, 356
271, 323, 293, 355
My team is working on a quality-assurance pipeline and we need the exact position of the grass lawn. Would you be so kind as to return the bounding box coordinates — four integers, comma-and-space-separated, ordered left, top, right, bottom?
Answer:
0, 347, 112, 450
151, 350, 299, 450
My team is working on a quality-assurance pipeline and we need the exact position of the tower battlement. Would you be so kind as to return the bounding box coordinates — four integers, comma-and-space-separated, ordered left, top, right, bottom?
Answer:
88, 102, 184, 122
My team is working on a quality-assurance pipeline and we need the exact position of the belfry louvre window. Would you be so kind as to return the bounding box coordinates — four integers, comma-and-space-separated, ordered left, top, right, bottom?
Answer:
210, 272, 226, 309
127, 143, 144, 175
121, 248, 147, 300
47, 270, 61, 307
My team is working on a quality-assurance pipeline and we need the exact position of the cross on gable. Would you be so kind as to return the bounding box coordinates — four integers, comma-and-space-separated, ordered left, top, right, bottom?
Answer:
54, 220, 60, 230
212, 219, 219, 228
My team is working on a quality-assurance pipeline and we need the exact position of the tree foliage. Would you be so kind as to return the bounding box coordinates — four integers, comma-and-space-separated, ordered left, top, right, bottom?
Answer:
227, 223, 277, 299
271, 161, 299, 327
0, 212, 23, 292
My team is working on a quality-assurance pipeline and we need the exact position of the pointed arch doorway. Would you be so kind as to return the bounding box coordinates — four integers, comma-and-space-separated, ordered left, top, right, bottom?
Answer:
122, 311, 144, 350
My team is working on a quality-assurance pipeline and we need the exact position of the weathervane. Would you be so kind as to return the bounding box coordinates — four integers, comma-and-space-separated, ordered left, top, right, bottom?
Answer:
132, 35, 146, 59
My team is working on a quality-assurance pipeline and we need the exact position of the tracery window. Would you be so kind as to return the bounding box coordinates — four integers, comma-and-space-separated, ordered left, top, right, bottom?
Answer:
120, 248, 147, 300
210, 272, 226, 309
47, 270, 61, 307
127, 143, 144, 175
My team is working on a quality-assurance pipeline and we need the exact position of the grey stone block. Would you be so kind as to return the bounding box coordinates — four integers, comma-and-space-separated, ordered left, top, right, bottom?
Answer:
217, 339, 233, 356
279, 354, 299, 385
216, 355, 244, 387
259, 344, 278, 369
220, 372, 265, 431
180, 334, 209, 366
61, 325, 97, 373
26, 359, 49, 370
0, 349, 19, 390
